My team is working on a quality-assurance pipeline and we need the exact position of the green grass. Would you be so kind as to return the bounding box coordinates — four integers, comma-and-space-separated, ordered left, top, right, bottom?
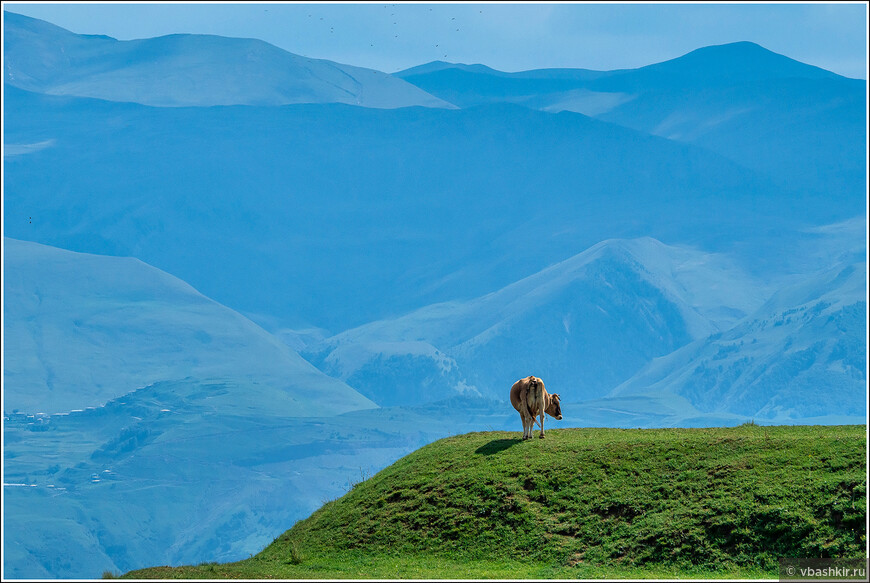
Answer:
122, 424, 866, 579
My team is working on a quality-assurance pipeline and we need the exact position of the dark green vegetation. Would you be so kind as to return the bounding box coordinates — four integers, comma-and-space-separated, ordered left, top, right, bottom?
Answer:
124, 425, 866, 579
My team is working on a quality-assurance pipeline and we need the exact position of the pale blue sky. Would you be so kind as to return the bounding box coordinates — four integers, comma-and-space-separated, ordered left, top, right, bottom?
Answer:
4, 2, 868, 78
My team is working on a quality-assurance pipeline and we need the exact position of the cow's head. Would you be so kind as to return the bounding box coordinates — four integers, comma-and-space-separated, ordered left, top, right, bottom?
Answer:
546, 393, 563, 420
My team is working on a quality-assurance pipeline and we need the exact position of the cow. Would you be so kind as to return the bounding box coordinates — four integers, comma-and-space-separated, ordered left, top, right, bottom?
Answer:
510, 375, 562, 440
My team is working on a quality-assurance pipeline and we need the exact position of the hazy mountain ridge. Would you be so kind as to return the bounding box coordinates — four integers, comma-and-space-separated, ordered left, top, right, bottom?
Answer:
3, 11, 453, 108
398, 41, 866, 196
395, 42, 848, 109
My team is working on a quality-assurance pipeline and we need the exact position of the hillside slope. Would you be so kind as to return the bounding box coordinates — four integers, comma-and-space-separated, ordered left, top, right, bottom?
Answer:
2, 238, 376, 414
124, 425, 867, 579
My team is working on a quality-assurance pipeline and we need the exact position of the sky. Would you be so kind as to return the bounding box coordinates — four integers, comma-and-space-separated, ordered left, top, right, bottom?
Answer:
2, 2, 868, 78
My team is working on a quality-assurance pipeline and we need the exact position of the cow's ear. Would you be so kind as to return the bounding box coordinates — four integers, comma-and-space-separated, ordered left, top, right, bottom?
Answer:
553, 393, 560, 399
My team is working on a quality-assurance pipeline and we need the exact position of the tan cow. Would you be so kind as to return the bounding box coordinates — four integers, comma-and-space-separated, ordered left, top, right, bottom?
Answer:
510, 375, 562, 440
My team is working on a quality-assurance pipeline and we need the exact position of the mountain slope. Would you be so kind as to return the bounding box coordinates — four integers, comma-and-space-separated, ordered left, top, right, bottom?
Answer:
598, 83, 865, 197
306, 238, 771, 405
582, 42, 865, 195
3, 11, 452, 108
4, 86, 830, 332
398, 42, 866, 196
2, 238, 376, 414
610, 258, 867, 421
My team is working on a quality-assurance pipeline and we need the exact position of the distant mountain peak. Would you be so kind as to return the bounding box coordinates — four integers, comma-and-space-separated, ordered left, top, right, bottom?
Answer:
677, 40, 799, 64
396, 60, 505, 78
637, 40, 842, 83
697, 40, 766, 52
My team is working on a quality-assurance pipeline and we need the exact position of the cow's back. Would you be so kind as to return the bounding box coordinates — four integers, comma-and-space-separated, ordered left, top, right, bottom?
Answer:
511, 376, 545, 416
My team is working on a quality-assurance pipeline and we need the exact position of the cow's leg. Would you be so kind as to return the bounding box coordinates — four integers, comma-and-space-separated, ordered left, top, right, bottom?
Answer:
518, 411, 528, 440
525, 411, 535, 440
538, 407, 546, 439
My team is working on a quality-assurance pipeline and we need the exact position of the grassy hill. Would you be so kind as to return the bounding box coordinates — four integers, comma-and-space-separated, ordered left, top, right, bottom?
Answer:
121, 424, 866, 579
